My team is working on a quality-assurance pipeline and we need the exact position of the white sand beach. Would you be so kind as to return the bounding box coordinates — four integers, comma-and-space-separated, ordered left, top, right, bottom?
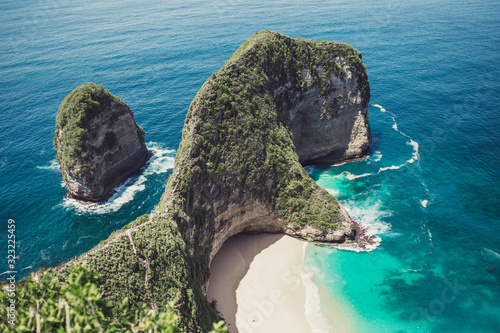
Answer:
207, 233, 350, 333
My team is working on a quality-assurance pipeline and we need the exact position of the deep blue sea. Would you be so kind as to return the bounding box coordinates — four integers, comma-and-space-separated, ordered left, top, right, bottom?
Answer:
1, 0, 499, 332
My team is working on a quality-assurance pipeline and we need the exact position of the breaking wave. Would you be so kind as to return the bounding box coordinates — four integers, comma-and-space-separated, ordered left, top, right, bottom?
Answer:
372, 104, 420, 169
302, 243, 334, 333
340, 197, 392, 252
36, 159, 59, 171
331, 171, 373, 181
60, 142, 175, 214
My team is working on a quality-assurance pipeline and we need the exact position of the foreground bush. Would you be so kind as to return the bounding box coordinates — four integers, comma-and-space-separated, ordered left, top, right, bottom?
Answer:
0, 266, 226, 333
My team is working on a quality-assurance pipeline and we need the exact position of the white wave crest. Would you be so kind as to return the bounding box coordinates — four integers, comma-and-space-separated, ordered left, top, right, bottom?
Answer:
61, 142, 175, 214
378, 164, 404, 173
336, 235, 382, 252
325, 188, 340, 196
372, 103, 421, 166
483, 248, 500, 261
421, 200, 428, 208
36, 159, 59, 171
347, 172, 372, 180
372, 104, 386, 112
302, 243, 333, 333
406, 139, 420, 163
342, 199, 392, 236
369, 151, 383, 163
333, 171, 372, 181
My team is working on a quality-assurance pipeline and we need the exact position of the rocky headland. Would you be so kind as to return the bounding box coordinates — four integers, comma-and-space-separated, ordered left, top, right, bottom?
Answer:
54, 83, 149, 202
52, 31, 371, 332
161, 30, 371, 261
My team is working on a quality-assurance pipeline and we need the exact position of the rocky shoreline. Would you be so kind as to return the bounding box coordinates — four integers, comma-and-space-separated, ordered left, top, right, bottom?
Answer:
63, 149, 155, 206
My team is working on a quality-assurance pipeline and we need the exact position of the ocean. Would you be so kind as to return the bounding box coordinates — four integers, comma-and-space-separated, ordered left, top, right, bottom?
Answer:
1, 0, 499, 332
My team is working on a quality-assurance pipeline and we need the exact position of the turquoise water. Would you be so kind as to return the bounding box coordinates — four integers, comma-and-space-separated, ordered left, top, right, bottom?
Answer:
1, 0, 498, 331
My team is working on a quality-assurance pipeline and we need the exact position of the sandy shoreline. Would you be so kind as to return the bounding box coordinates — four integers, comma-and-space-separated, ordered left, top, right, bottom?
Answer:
207, 233, 349, 333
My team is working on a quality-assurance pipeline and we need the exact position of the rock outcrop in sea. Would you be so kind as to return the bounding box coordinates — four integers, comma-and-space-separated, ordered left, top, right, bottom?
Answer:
54, 83, 149, 202
52, 31, 371, 332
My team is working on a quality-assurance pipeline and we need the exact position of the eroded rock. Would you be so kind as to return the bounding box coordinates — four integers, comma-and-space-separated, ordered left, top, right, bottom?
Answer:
54, 83, 148, 202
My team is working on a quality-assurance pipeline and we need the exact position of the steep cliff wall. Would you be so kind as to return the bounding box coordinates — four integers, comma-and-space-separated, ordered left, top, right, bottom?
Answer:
159, 30, 370, 264
53, 31, 371, 332
54, 83, 149, 202
288, 58, 371, 164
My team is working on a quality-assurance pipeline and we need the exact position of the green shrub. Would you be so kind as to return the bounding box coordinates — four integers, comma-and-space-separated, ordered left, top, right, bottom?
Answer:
0, 266, 228, 333
54, 82, 125, 179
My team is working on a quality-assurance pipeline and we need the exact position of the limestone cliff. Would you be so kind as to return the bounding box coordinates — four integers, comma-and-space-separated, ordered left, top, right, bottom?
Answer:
54, 83, 149, 202
159, 30, 370, 263
290, 58, 371, 164
53, 31, 371, 332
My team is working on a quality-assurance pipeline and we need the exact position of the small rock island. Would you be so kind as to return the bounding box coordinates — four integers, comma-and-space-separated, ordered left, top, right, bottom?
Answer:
54, 83, 149, 202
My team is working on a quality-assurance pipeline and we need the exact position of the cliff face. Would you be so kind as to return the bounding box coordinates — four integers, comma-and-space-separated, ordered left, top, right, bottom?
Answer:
54, 31, 371, 332
159, 30, 370, 264
287, 60, 371, 164
54, 83, 149, 202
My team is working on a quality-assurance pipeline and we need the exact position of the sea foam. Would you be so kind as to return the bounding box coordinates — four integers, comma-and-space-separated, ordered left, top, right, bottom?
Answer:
61, 142, 175, 215
337, 197, 392, 253
372, 104, 386, 112
36, 159, 59, 171
325, 188, 340, 196
369, 151, 383, 163
372, 103, 421, 167
483, 248, 500, 261
302, 243, 333, 333
346, 172, 372, 180
333, 171, 372, 181
342, 199, 392, 235
378, 164, 404, 173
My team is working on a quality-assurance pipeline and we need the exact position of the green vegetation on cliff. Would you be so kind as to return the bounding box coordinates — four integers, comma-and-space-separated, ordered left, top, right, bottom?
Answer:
163, 30, 370, 231
54, 82, 144, 179
0, 266, 226, 332
50, 213, 220, 332
225, 30, 369, 100
54, 82, 149, 202
24, 30, 369, 332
